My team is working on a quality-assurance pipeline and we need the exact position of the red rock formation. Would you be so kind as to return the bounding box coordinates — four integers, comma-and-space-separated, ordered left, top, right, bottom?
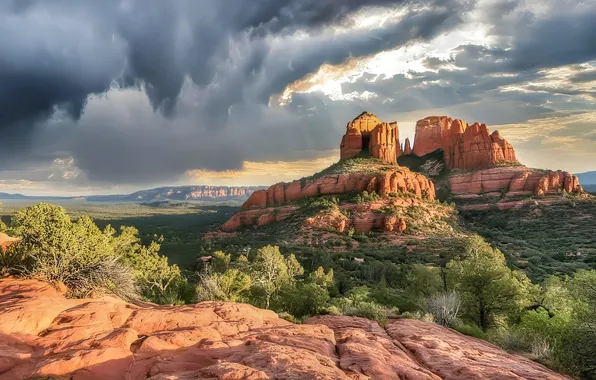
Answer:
449, 167, 583, 196
413, 116, 453, 157
385, 318, 568, 380
0, 278, 569, 380
221, 206, 298, 232
226, 169, 434, 232
403, 137, 413, 155
242, 170, 435, 209
340, 112, 400, 163
409, 116, 518, 170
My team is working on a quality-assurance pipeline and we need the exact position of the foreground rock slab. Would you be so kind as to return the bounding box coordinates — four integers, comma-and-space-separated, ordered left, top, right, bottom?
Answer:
0, 278, 569, 380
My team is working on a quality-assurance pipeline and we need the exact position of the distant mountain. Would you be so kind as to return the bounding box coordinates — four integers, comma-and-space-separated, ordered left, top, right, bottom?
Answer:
118, 185, 265, 202
0, 193, 72, 200
577, 171, 596, 184
576, 172, 596, 192
0, 186, 266, 203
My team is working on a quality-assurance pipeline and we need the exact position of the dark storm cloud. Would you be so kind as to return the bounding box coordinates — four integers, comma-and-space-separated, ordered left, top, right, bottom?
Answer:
507, 8, 596, 71
0, 0, 473, 185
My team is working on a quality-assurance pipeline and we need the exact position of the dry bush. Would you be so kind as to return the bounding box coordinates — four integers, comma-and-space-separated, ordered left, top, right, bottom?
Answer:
427, 291, 461, 327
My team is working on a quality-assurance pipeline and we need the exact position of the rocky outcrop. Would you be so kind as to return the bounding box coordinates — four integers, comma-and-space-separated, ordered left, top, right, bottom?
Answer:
221, 205, 298, 232
449, 167, 583, 196
243, 170, 434, 209
224, 168, 434, 232
403, 137, 413, 155
340, 112, 400, 163
0, 278, 569, 380
409, 116, 518, 170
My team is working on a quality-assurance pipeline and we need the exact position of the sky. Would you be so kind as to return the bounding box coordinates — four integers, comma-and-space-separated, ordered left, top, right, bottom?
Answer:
0, 0, 595, 195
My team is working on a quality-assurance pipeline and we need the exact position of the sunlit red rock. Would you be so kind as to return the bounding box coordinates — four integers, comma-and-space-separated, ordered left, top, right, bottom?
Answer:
449, 167, 583, 196
340, 112, 400, 163
409, 116, 519, 170
413, 116, 453, 157
0, 279, 569, 380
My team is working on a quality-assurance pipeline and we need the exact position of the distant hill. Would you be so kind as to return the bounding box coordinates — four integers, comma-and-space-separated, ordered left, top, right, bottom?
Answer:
0, 193, 72, 200
0, 186, 266, 203
577, 171, 596, 184
118, 185, 265, 202
576, 171, 596, 192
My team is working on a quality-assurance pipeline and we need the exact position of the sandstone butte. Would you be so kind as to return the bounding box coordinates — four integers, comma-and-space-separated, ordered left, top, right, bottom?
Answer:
339, 113, 519, 171
412, 116, 518, 170
0, 278, 570, 380
221, 168, 435, 232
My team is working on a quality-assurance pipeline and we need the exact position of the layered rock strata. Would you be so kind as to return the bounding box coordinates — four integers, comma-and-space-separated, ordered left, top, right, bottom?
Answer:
222, 169, 435, 232
340, 112, 401, 162
449, 167, 583, 196
0, 279, 569, 380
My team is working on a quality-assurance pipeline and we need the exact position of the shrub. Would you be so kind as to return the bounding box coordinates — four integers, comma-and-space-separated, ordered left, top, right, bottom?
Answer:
345, 301, 393, 326
6, 203, 185, 303
427, 291, 461, 327
277, 281, 330, 318
452, 321, 486, 339
10, 204, 137, 299
196, 268, 251, 302
0, 242, 24, 276
355, 191, 381, 204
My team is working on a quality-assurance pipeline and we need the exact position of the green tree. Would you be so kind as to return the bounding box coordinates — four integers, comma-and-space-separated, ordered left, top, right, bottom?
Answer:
210, 251, 231, 273
278, 266, 334, 318
556, 270, 596, 378
448, 236, 531, 331
251, 245, 304, 309
196, 268, 252, 302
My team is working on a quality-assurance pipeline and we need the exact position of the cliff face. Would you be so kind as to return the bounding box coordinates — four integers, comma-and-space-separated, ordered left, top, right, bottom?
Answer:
222, 168, 435, 232
0, 278, 569, 380
449, 167, 583, 196
413, 116, 452, 157
340, 112, 400, 163
410, 116, 518, 170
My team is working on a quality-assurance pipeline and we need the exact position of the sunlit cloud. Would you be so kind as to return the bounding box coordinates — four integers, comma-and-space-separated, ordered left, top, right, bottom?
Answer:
183, 152, 339, 186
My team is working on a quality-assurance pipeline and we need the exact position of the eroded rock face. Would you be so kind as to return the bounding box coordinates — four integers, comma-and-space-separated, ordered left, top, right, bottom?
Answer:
0, 279, 569, 380
340, 112, 400, 163
410, 116, 518, 170
449, 167, 583, 196
224, 169, 435, 231
413, 116, 452, 157
403, 137, 413, 155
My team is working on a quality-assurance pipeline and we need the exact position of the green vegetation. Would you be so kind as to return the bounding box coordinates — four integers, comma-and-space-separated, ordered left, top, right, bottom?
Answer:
1, 203, 191, 304
461, 198, 596, 281
302, 155, 397, 183
0, 199, 235, 269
